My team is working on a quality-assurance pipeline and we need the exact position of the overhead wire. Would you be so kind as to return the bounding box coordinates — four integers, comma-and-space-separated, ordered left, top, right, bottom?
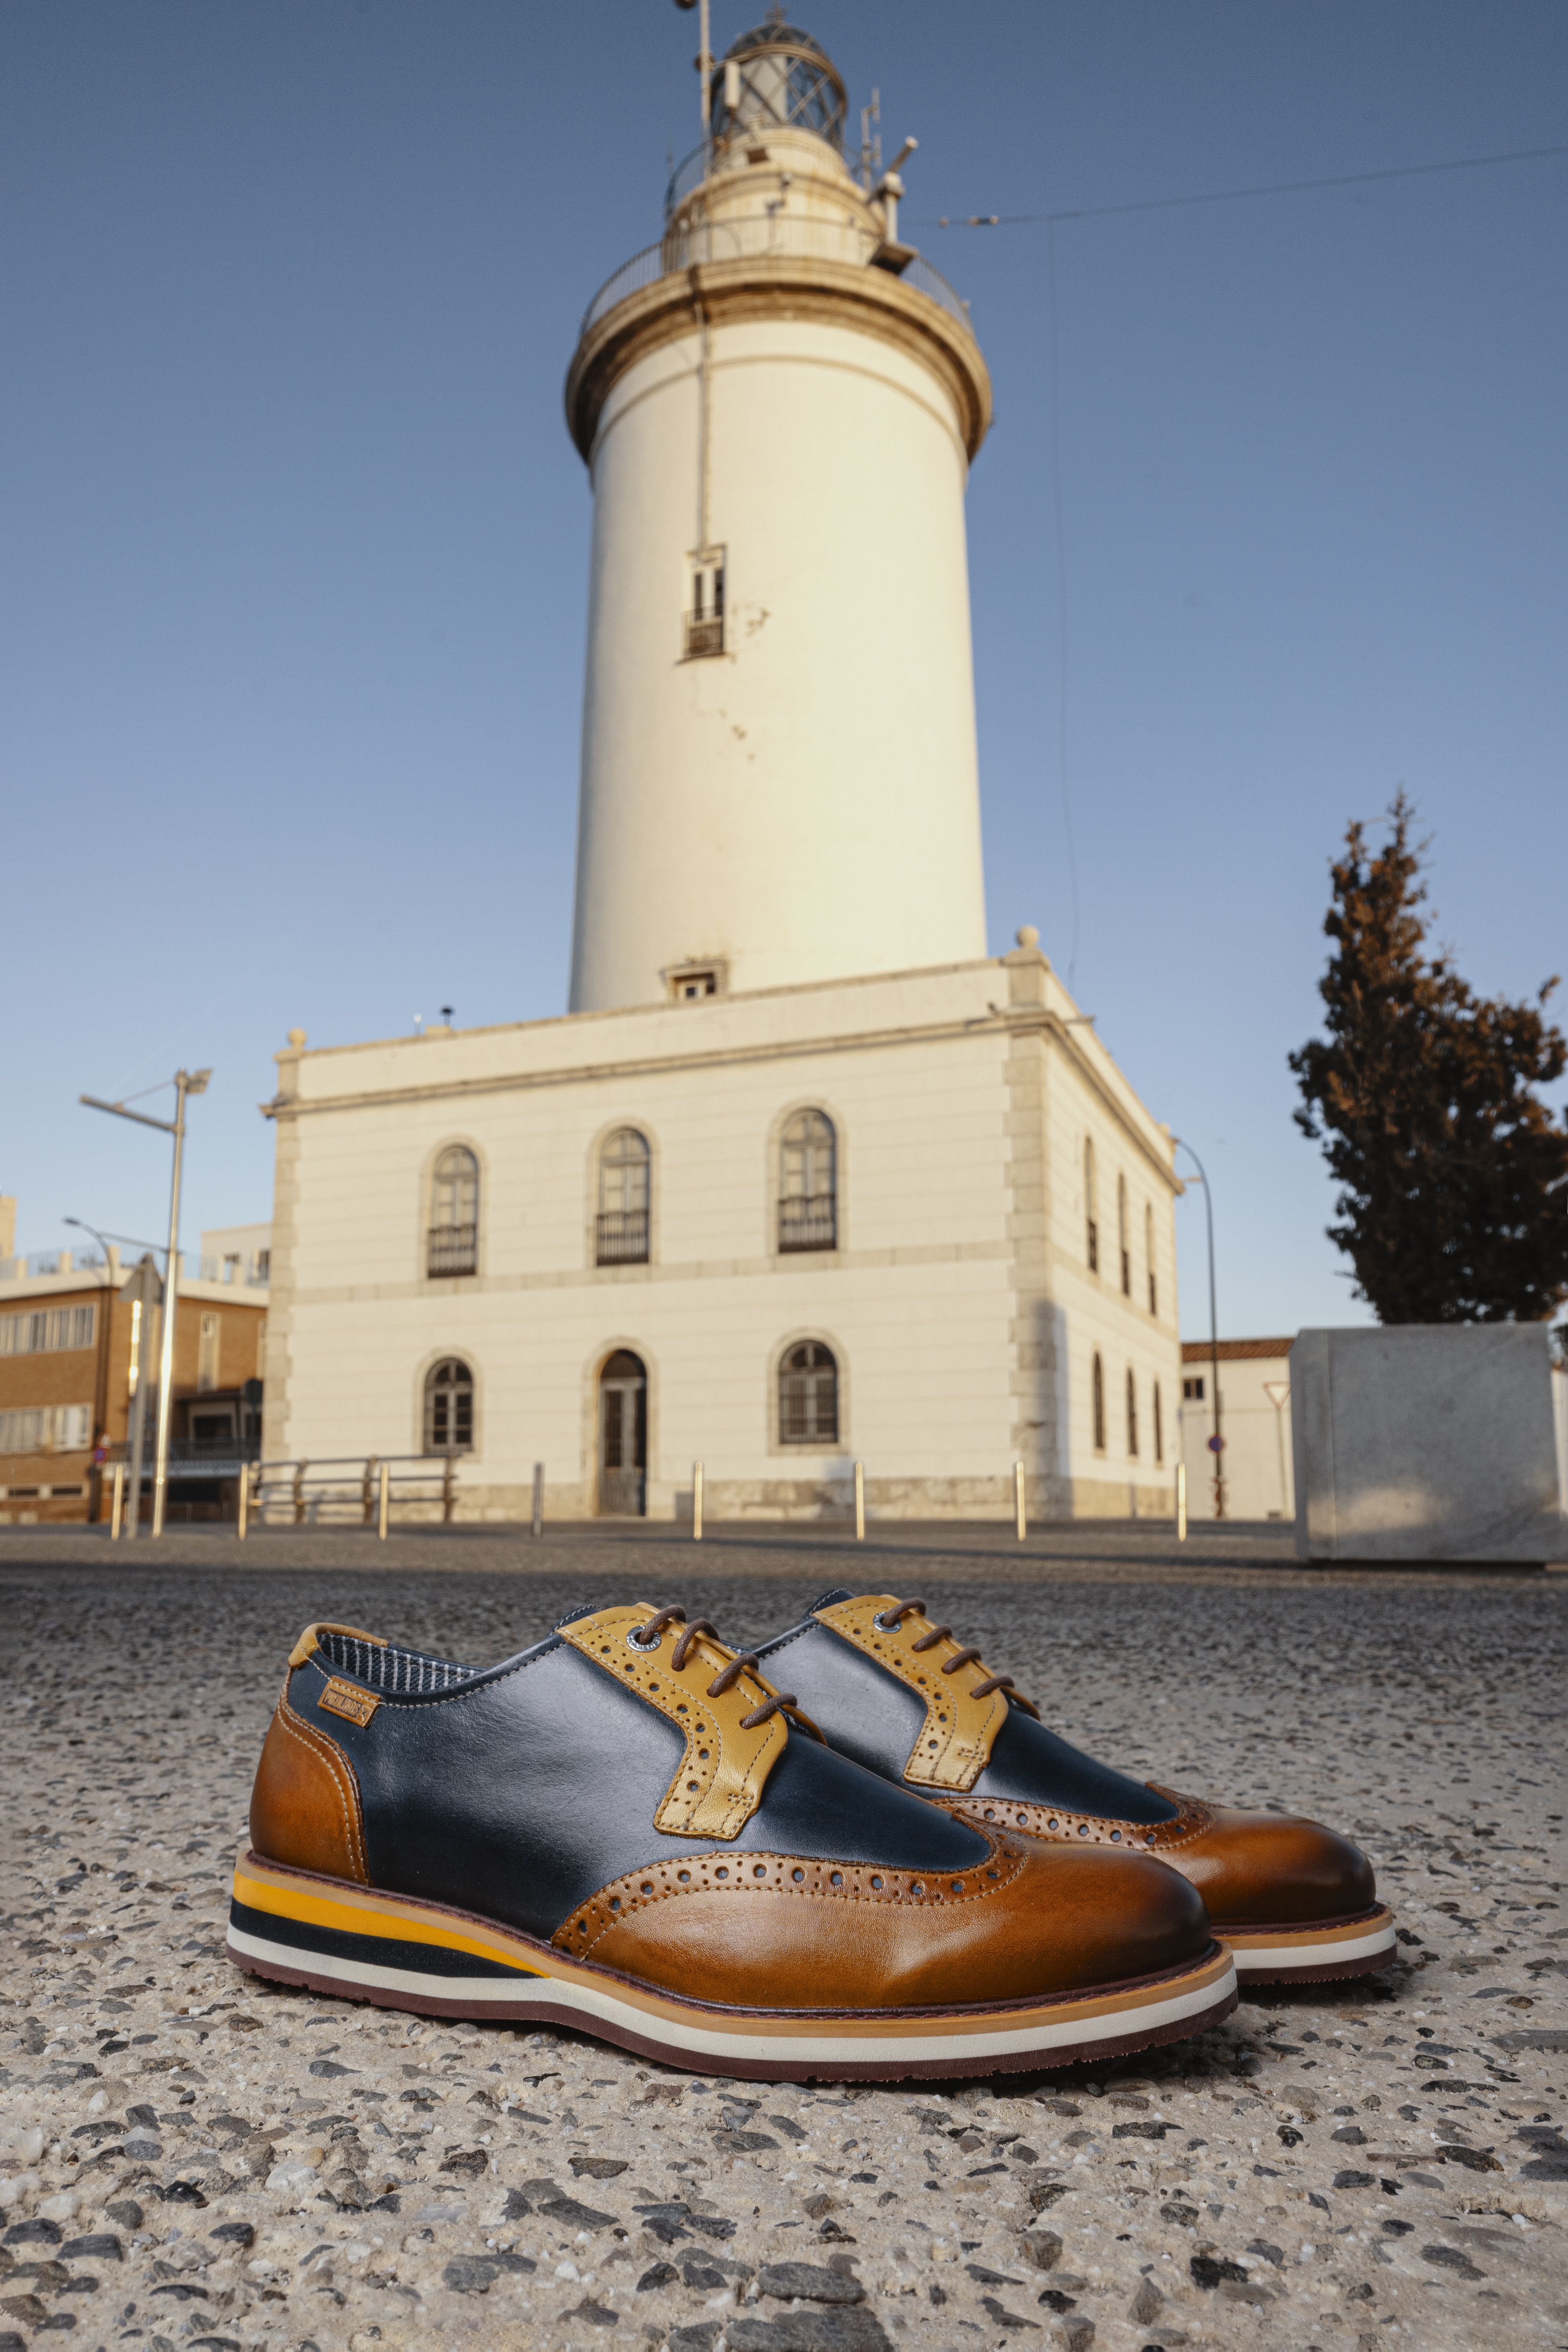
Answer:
917, 140, 1568, 996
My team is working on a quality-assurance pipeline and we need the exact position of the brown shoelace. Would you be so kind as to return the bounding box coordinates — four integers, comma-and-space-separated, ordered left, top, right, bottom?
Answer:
872, 1597, 1036, 1712
630, 1606, 797, 1731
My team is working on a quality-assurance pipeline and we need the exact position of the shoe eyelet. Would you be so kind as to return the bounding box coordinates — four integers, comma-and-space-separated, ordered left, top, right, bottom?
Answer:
677, 1869, 691, 1883
829, 1871, 843, 1888
626, 1626, 662, 1653
753, 1865, 768, 1879
640, 1882, 654, 1895
715, 1867, 729, 1880
1110, 1829, 1122, 1841
791, 1868, 805, 1883
872, 1610, 898, 1632
870, 1874, 884, 1891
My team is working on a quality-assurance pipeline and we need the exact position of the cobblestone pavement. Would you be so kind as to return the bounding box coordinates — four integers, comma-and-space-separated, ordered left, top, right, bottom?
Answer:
1, 1531, 1564, 2352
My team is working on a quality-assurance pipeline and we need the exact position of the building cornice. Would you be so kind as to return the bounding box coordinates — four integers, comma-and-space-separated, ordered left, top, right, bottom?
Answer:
263, 1004, 1178, 1191
565, 253, 993, 465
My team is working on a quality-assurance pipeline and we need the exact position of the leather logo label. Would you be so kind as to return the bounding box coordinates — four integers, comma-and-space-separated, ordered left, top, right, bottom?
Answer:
318, 1676, 380, 1727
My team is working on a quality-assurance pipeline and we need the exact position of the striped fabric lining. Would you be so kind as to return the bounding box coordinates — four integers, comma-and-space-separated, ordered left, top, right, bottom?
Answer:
317, 1630, 477, 1693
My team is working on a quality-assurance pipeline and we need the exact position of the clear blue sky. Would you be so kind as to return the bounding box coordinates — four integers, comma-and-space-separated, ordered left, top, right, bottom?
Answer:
3, 2, 1564, 1337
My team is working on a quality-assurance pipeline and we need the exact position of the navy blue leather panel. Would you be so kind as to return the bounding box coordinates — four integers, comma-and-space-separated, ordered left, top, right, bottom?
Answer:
971, 1708, 1178, 1825
758, 1607, 1178, 1827
758, 1617, 927, 1780
290, 1635, 984, 1942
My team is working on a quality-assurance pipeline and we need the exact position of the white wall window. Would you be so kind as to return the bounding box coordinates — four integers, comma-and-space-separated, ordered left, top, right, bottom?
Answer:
779, 1341, 839, 1445
1118, 1174, 1131, 1298
597, 1129, 651, 1265
428, 1147, 479, 1278
1126, 1366, 1139, 1457
424, 1357, 475, 1455
686, 545, 727, 659
1084, 1140, 1099, 1274
1145, 1202, 1157, 1316
0, 1304, 95, 1356
1091, 1350, 1106, 1451
779, 1111, 837, 1252
198, 1312, 221, 1394
1153, 1381, 1164, 1465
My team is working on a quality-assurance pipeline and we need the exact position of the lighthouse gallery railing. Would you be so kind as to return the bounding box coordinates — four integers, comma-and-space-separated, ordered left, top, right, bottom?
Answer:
579, 223, 972, 341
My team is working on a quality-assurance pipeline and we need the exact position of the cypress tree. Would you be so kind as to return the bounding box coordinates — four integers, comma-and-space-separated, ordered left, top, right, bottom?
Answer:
1290, 793, 1568, 1323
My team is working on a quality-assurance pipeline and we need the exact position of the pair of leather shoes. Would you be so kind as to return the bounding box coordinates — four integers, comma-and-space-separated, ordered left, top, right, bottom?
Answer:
756, 1591, 1396, 1987
230, 1592, 1388, 2082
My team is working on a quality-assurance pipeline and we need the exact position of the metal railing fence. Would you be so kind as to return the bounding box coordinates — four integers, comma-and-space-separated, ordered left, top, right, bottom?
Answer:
579, 220, 969, 339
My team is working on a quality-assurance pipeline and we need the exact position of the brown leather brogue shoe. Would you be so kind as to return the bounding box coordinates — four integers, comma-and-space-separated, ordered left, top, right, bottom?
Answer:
230, 1601, 1236, 2079
755, 1592, 1396, 1985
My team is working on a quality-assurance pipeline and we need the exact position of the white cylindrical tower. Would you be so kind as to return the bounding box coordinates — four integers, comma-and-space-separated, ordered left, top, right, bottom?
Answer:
565, 18, 992, 1013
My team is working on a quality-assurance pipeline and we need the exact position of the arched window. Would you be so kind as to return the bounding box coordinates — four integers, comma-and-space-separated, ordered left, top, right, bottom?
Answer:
428, 1147, 478, 1277
779, 1340, 839, 1444
1126, 1367, 1139, 1457
1145, 1202, 1157, 1316
1091, 1350, 1105, 1452
1084, 1139, 1099, 1274
424, 1357, 474, 1455
597, 1129, 650, 1264
1118, 1174, 1131, 1297
1152, 1380, 1164, 1465
779, 1111, 837, 1252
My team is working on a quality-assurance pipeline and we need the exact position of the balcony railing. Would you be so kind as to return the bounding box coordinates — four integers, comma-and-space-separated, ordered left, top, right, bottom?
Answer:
596, 1209, 650, 1266
684, 613, 724, 659
779, 1196, 837, 1253
427, 1223, 478, 1278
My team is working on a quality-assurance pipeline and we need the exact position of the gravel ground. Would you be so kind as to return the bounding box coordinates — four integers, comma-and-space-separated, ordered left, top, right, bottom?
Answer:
1, 1527, 1564, 2352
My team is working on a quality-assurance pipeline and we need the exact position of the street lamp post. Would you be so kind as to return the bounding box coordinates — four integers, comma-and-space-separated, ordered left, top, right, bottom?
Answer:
80, 1069, 210, 1539
1172, 1137, 1225, 1522
62, 1216, 118, 1525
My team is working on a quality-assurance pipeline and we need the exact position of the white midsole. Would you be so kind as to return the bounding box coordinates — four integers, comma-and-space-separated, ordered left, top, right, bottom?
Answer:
1231, 1921, 1396, 1972
227, 1922, 1235, 2064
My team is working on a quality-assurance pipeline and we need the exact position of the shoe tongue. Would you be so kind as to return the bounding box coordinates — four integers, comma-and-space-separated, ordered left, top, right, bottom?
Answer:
807, 1586, 855, 1613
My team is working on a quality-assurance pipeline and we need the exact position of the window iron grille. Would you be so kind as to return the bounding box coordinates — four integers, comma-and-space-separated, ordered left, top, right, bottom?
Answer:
596, 1208, 650, 1265
426, 1223, 478, 1278
684, 612, 724, 659
778, 1195, 837, 1252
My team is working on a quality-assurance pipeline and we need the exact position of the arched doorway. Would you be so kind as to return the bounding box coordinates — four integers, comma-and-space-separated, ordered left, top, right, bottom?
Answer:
597, 1350, 647, 1516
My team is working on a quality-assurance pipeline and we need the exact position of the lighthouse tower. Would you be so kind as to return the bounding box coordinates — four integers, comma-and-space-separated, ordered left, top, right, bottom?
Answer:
566, 16, 993, 1012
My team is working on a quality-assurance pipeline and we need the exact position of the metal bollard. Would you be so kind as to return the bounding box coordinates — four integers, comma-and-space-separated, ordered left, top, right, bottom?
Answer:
1014, 1459, 1026, 1541
237, 1465, 249, 1542
854, 1460, 865, 1542
110, 1461, 125, 1541
1176, 1461, 1187, 1542
378, 1459, 390, 1541
531, 1461, 544, 1540
693, 1461, 704, 1542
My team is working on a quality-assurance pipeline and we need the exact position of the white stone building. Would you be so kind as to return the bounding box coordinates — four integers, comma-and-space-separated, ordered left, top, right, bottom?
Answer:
1178, 1339, 1295, 1523
261, 17, 1184, 1522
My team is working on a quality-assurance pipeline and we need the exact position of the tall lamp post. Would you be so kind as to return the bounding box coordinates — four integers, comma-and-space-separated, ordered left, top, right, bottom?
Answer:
62, 1216, 119, 1524
64, 1219, 167, 1533
1172, 1137, 1225, 1521
81, 1069, 210, 1538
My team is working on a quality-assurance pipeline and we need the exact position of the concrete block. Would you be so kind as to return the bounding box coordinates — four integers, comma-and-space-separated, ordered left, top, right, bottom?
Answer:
1291, 1323, 1565, 1563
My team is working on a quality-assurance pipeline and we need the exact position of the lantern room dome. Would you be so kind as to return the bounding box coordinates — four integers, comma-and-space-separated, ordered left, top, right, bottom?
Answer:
711, 15, 847, 151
